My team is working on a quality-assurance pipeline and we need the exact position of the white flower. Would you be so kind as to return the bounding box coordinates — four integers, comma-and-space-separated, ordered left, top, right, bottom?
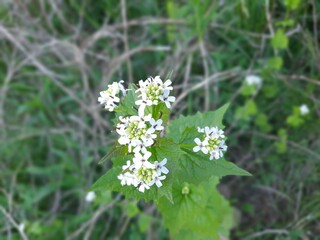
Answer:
193, 138, 209, 154
149, 173, 166, 188
197, 127, 205, 133
118, 174, 127, 186
141, 132, 157, 147
122, 160, 132, 171
133, 151, 154, 169
125, 172, 139, 186
209, 150, 220, 160
135, 76, 174, 110
135, 96, 153, 116
131, 139, 148, 153
138, 182, 150, 192
154, 76, 173, 91
245, 75, 263, 87
98, 81, 127, 112
205, 126, 225, 139
300, 104, 309, 116
159, 89, 175, 108
154, 158, 169, 175
118, 135, 130, 145
193, 126, 227, 160
119, 80, 127, 96
130, 113, 152, 129
147, 118, 164, 133
18, 223, 25, 232
85, 191, 96, 202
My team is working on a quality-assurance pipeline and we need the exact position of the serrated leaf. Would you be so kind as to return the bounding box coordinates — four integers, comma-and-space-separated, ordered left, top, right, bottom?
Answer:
176, 148, 251, 184
91, 165, 158, 202
157, 178, 233, 239
167, 103, 229, 142
114, 84, 138, 120
154, 138, 185, 203
98, 145, 127, 164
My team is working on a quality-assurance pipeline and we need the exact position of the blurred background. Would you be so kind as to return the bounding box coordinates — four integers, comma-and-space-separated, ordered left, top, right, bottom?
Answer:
0, 0, 320, 239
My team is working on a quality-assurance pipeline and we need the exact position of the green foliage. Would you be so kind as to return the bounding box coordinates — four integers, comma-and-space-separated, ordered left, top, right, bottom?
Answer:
92, 95, 248, 238
167, 103, 229, 142
255, 113, 272, 132
284, 0, 301, 10
275, 129, 288, 154
286, 107, 304, 127
2, 0, 320, 239
156, 178, 233, 240
272, 29, 289, 50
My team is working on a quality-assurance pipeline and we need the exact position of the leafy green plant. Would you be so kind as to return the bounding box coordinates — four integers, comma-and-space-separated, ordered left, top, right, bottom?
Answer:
92, 76, 250, 238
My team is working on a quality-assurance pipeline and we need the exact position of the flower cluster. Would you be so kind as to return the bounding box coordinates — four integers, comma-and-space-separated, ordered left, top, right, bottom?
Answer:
117, 157, 169, 193
98, 80, 126, 111
116, 112, 164, 153
193, 126, 227, 160
135, 76, 175, 115
98, 76, 174, 193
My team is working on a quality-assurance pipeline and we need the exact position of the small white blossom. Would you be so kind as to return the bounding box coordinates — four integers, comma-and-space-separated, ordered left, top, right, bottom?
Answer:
135, 96, 153, 116
300, 104, 309, 116
245, 75, 263, 87
130, 113, 152, 129
133, 151, 154, 169
138, 182, 150, 192
197, 127, 205, 133
154, 158, 169, 175
119, 80, 127, 96
149, 173, 166, 188
193, 126, 227, 160
193, 138, 209, 154
98, 81, 129, 111
159, 89, 176, 108
135, 76, 175, 111
141, 132, 157, 147
147, 118, 164, 133
131, 139, 148, 153
85, 191, 96, 202
122, 160, 132, 171
18, 223, 25, 232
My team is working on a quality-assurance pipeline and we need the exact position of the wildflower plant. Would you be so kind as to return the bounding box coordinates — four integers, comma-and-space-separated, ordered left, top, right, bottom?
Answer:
92, 75, 250, 239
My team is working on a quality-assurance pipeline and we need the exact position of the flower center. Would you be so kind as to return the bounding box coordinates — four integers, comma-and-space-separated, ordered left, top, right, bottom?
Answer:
206, 137, 221, 151
146, 84, 163, 101
137, 167, 156, 184
127, 121, 147, 140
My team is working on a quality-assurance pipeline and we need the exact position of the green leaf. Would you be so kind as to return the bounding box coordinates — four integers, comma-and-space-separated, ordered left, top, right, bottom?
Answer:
154, 138, 185, 203
114, 84, 138, 120
284, 0, 301, 10
255, 113, 272, 132
157, 178, 233, 239
275, 129, 288, 154
241, 84, 257, 97
268, 56, 283, 70
176, 148, 251, 184
125, 201, 140, 217
98, 145, 127, 164
243, 99, 257, 117
90, 164, 158, 202
138, 213, 152, 233
271, 29, 289, 49
167, 103, 229, 142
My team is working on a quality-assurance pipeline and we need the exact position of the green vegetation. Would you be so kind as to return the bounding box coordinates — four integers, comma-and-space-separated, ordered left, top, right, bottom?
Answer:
1, 0, 319, 239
